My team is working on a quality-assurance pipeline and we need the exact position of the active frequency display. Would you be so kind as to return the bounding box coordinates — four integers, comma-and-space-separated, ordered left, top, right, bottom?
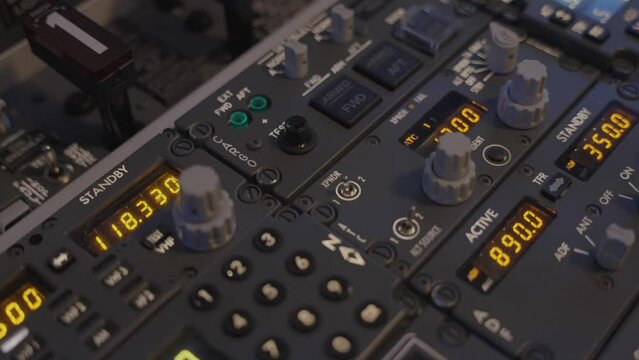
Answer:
462, 198, 556, 292
0, 269, 50, 342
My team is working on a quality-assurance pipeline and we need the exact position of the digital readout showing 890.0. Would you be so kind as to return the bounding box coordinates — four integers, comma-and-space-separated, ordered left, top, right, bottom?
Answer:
77, 166, 181, 256
462, 199, 556, 292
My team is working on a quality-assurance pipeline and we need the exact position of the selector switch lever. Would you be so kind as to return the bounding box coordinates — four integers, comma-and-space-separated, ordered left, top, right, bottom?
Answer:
422, 133, 476, 205
284, 39, 309, 79
497, 59, 550, 129
486, 22, 520, 74
596, 223, 635, 270
173, 165, 237, 251
330, 4, 355, 43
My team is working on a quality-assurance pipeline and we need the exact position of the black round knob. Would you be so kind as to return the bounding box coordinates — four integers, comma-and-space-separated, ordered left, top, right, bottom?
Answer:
279, 116, 316, 154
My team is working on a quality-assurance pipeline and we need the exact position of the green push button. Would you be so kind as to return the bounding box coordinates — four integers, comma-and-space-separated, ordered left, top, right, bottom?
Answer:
228, 111, 250, 128
248, 96, 270, 112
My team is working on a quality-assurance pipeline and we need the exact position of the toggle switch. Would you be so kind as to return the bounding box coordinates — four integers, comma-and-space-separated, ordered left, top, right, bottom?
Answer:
284, 39, 309, 79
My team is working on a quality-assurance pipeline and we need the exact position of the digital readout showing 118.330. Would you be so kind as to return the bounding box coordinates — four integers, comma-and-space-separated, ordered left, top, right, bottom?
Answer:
557, 102, 638, 180
462, 199, 556, 293
78, 167, 181, 256
399, 91, 488, 156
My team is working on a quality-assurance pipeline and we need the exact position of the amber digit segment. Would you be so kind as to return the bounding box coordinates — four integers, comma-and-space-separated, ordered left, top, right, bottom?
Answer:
400, 92, 488, 156
557, 102, 638, 180
75, 166, 181, 256
463, 199, 555, 292
0, 270, 50, 342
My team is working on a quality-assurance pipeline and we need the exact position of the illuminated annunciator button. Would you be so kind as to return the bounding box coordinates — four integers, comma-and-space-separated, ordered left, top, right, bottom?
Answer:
172, 165, 236, 251
421, 132, 476, 205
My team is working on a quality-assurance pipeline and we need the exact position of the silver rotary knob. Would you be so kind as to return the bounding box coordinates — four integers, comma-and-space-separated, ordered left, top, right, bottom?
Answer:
497, 59, 550, 129
596, 223, 636, 270
173, 165, 236, 251
422, 133, 476, 205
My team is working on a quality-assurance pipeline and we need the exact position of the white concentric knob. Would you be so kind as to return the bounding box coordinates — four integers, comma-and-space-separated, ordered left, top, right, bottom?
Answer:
422, 133, 476, 205
173, 165, 236, 251
498, 59, 550, 129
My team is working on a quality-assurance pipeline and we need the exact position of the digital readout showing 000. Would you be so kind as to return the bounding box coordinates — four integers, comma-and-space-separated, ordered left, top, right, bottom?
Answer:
557, 102, 638, 180
76, 166, 181, 256
462, 199, 556, 293
399, 92, 488, 156
0, 270, 50, 342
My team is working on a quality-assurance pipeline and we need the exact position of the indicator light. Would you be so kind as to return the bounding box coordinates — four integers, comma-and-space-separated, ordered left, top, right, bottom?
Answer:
248, 95, 270, 112
228, 111, 251, 128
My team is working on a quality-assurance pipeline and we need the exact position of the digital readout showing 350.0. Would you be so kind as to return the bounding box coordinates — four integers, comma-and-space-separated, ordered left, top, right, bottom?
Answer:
557, 102, 638, 181
75, 166, 181, 256
462, 198, 556, 293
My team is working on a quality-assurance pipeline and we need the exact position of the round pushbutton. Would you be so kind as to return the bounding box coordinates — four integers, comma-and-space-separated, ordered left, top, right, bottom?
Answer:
254, 229, 283, 252
286, 251, 315, 276
482, 144, 511, 166
320, 276, 350, 301
327, 334, 356, 359
291, 307, 320, 332
190, 285, 218, 311
257, 338, 289, 360
222, 256, 251, 281
223, 310, 253, 337
255, 280, 285, 305
357, 302, 386, 327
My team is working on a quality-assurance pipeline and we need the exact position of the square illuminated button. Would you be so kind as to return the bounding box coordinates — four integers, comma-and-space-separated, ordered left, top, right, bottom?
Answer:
355, 42, 421, 90
310, 75, 381, 128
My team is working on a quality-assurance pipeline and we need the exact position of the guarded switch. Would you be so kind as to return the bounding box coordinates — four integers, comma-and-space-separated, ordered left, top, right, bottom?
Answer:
422, 133, 476, 205
283, 39, 308, 79
173, 165, 236, 251
330, 4, 354, 43
486, 22, 519, 74
596, 223, 635, 270
497, 59, 550, 129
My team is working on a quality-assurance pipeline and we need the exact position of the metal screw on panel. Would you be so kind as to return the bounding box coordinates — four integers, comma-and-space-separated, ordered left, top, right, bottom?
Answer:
188, 123, 213, 142
409, 273, 433, 297
611, 57, 636, 79
171, 139, 195, 157
437, 321, 467, 347
162, 129, 177, 139
367, 242, 397, 265
595, 275, 614, 291
237, 184, 262, 204
8, 245, 23, 257
430, 283, 460, 309
521, 344, 554, 360
311, 203, 338, 224
297, 195, 314, 208
478, 174, 493, 186
585, 204, 601, 217
261, 197, 278, 209
247, 138, 262, 151
618, 83, 639, 100
277, 208, 299, 222
364, 136, 380, 147
255, 167, 281, 188
520, 165, 534, 176
41, 217, 58, 230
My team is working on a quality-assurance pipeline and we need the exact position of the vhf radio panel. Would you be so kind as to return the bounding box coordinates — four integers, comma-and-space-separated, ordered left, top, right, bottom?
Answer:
0, 0, 638, 359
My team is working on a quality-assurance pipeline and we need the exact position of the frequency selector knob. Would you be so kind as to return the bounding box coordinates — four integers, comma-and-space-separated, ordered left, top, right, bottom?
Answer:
173, 165, 236, 251
422, 133, 476, 205
596, 223, 635, 270
330, 4, 355, 43
486, 22, 519, 74
497, 59, 550, 129
284, 39, 309, 79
